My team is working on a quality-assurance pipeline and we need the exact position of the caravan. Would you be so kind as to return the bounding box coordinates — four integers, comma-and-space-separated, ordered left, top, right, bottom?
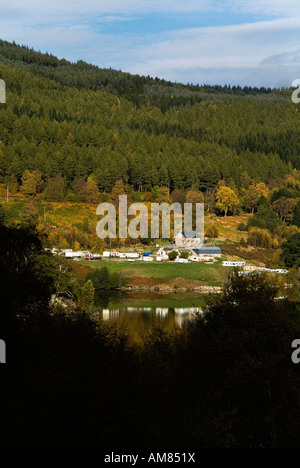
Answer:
222, 261, 246, 268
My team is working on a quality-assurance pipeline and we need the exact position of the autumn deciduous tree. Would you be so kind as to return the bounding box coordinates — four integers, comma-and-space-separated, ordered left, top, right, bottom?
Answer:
205, 225, 219, 238
44, 174, 65, 201
272, 197, 296, 223
243, 182, 269, 213
216, 186, 239, 216
112, 179, 125, 206
171, 189, 186, 205
144, 192, 154, 202
247, 227, 272, 248
21, 170, 37, 196
156, 187, 170, 203
84, 180, 100, 204
186, 190, 204, 204
272, 237, 280, 249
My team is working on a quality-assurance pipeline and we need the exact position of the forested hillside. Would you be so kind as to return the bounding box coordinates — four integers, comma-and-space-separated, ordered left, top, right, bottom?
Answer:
0, 39, 284, 108
0, 39, 299, 200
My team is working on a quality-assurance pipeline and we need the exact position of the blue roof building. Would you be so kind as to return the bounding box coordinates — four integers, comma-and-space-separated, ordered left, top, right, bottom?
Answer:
192, 246, 222, 257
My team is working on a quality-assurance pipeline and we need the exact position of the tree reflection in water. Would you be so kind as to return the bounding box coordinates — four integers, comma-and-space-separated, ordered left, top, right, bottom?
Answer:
91, 290, 204, 342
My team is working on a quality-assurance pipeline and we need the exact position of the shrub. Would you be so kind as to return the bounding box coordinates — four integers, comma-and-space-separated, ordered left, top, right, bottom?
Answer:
237, 222, 247, 231
247, 227, 272, 248
85, 267, 121, 290
205, 225, 219, 238
168, 250, 178, 261
180, 251, 189, 259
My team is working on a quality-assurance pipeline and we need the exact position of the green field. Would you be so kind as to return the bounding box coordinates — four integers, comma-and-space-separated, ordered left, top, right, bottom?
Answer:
107, 294, 212, 309
80, 258, 227, 287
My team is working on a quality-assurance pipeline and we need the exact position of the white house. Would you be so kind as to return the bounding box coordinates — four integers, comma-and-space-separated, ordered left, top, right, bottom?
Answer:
156, 248, 169, 261
175, 231, 203, 248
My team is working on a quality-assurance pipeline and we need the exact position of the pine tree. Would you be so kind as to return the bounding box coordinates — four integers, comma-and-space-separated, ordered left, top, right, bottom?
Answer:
158, 164, 169, 187
281, 233, 300, 268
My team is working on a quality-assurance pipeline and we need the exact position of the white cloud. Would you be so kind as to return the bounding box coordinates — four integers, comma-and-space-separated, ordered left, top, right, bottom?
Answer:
0, 1, 299, 86
125, 18, 300, 86
222, 0, 300, 17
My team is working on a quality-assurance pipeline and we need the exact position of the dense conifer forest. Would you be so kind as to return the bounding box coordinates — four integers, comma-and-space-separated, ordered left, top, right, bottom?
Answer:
0, 39, 299, 199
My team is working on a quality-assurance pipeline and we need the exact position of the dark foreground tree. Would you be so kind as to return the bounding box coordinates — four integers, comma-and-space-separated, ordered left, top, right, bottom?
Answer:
0, 225, 56, 324
176, 274, 300, 447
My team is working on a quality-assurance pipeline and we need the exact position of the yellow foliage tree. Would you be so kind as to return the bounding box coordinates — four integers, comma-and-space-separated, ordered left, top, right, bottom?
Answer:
74, 241, 81, 251
243, 181, 269, 213
21, 170, 37, 196
216, 186, 239, 217
186, 190, 204, 204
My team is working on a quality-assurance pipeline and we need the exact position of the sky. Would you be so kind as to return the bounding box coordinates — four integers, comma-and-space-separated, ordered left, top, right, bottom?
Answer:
0, 0, 299, 87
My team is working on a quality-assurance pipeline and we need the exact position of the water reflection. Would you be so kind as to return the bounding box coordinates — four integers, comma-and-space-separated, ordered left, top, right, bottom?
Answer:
93, 304, 203, 333
90, 283, 300, 341
100, 306, 202, 324
91, 291, 208, 341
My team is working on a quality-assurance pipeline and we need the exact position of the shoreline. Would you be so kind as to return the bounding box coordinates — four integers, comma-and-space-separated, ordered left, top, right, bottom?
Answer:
120, 285, 223, 294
